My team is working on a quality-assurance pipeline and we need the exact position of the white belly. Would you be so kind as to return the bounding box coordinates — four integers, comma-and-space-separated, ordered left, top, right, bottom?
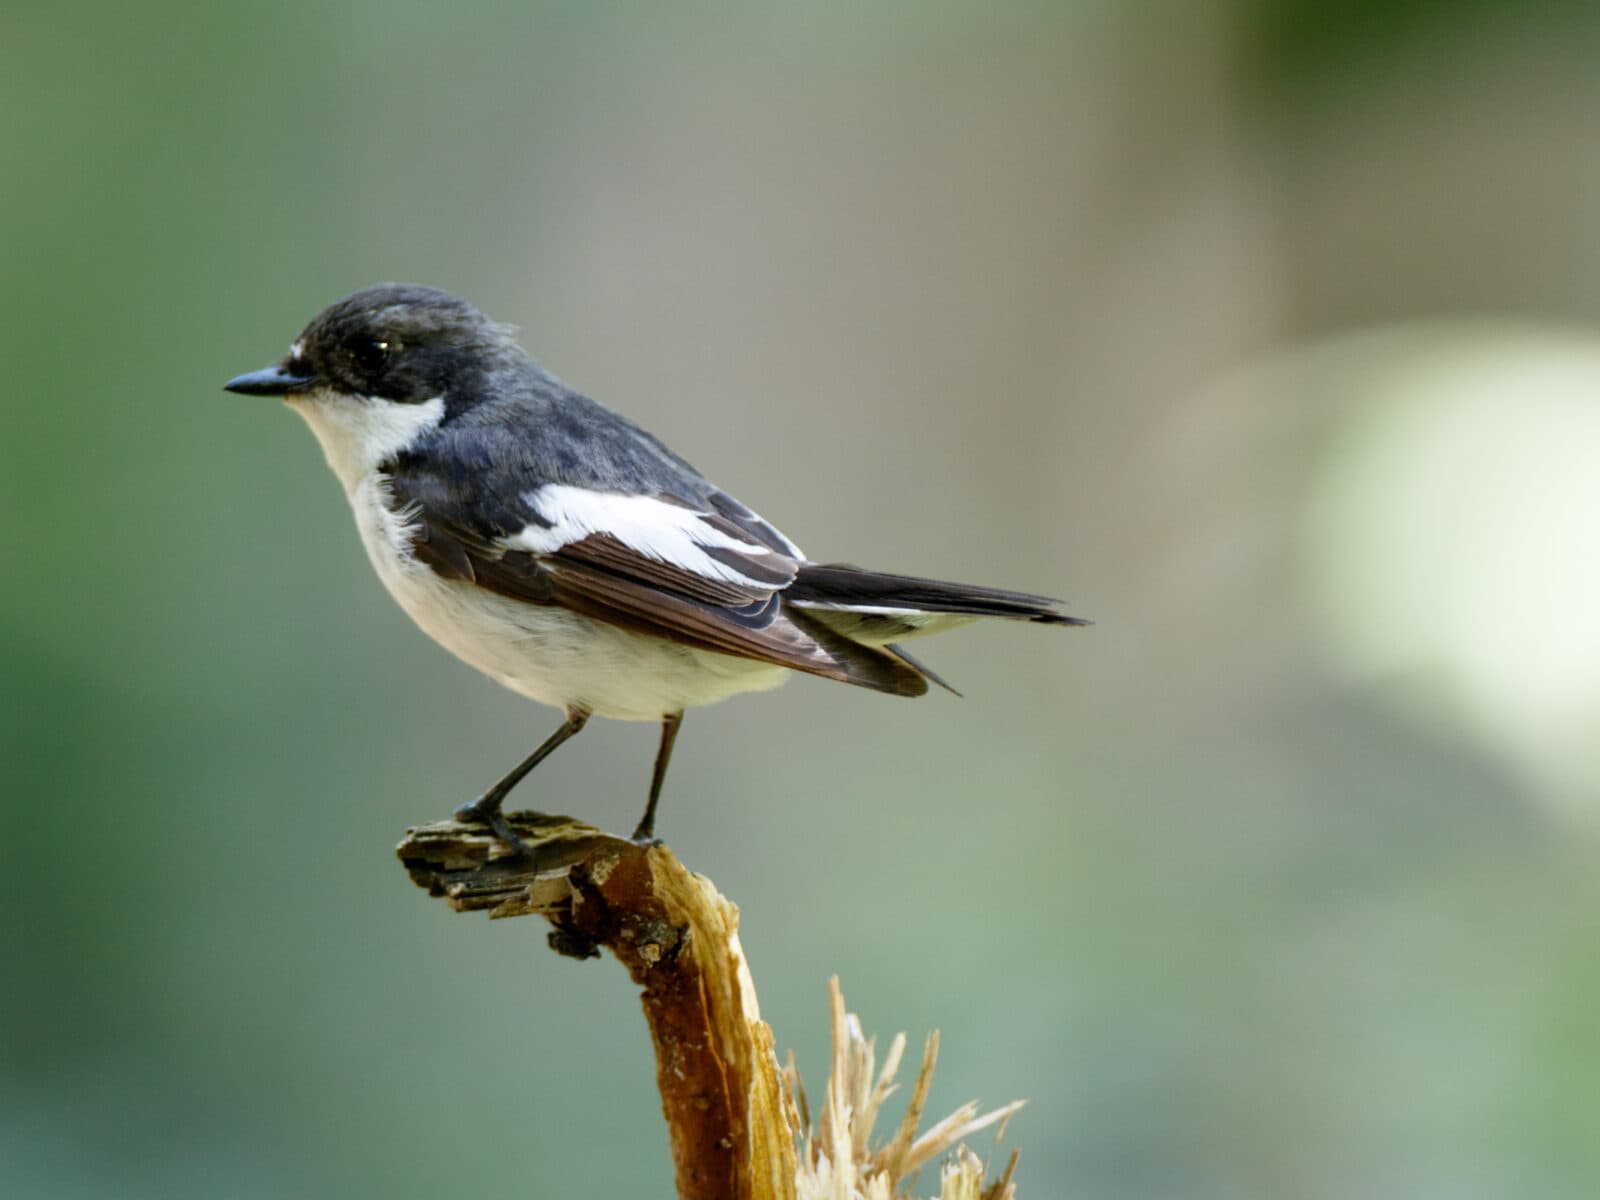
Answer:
348, 475, 790, 720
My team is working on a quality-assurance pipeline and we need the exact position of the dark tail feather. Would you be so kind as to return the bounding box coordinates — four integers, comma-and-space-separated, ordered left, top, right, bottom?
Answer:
788, 563, 1091, 627
782, 604, 930, 697
884, 643, 962, 696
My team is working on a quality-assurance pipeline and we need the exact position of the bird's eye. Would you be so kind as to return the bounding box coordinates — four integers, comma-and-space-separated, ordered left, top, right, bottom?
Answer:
352, 337, 391, 373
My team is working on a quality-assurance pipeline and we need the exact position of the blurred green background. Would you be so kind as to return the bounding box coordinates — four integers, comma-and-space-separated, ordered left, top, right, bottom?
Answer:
6, 2, 1600, 1196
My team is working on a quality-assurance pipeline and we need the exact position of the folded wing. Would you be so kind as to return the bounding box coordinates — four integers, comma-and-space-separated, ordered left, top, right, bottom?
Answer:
388, 474, 929, 697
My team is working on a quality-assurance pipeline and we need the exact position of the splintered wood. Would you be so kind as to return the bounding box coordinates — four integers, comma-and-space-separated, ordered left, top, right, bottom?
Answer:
397, 813, 1021, 1200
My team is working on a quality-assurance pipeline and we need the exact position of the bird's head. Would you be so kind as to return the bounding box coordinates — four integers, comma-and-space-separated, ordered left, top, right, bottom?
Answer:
224, 284, 524, 486
224, 283, 517, 408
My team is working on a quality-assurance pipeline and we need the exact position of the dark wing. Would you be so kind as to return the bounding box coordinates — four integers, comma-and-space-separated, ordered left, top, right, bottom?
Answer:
388, 469, 927, 697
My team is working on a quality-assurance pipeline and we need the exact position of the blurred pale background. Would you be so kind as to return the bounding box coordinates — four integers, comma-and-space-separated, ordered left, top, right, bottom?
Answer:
5, 2, 1600, 1197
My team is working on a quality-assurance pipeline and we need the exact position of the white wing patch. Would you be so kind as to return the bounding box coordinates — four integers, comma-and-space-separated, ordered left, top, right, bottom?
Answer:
785, 601, 922, 615
504, 485, 801, 587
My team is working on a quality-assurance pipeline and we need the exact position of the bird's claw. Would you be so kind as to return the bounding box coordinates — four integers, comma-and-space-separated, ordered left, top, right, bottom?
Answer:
454, 797, 533, 857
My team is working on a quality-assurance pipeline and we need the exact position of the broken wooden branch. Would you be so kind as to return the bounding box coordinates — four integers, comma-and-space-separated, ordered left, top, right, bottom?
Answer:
397, 812, 796, 1200
396, 811, 1022, 1200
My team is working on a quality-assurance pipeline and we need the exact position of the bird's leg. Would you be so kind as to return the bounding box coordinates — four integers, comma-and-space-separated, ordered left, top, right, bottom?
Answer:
631, 711, 683, 844
455, 709, 591, 852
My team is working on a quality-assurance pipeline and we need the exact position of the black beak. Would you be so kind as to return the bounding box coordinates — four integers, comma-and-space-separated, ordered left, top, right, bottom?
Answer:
223, 363, 318, 396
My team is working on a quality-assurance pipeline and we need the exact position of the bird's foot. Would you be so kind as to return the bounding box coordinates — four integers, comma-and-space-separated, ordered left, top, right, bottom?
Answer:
453, 796, 532, 858
628, 822, 663, 848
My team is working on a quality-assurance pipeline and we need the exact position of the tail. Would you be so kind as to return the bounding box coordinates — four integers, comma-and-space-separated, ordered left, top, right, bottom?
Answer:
786, 562, 1089, 626
785, 561, 1089, 695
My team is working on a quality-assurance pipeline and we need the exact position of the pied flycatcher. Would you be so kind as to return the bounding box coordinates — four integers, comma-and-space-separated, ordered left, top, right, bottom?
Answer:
225, 284, 1086, 848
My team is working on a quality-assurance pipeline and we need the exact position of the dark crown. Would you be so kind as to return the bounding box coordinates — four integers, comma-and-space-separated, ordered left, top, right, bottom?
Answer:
293, 283, 517, 405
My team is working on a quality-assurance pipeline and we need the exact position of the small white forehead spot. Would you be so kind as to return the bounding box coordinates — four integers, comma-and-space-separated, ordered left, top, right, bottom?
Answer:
288, 339, 305, 359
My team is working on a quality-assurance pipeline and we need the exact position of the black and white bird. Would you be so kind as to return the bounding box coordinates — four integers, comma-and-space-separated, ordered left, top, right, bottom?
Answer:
224, 284, 1086, 849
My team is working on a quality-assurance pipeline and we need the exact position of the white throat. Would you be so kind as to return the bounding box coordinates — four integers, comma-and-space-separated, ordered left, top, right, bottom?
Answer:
286, 391, 446, 495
